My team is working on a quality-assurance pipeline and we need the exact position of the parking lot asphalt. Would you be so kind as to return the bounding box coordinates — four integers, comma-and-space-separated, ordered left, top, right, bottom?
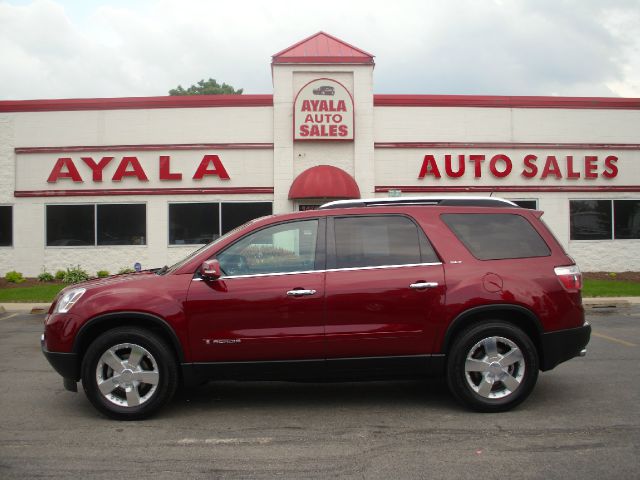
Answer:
0, 307, 639, 479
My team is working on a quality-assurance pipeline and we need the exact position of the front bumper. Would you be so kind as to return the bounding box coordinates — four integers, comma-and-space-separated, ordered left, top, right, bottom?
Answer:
41, 334, 79, 382
540, 322, 591, 371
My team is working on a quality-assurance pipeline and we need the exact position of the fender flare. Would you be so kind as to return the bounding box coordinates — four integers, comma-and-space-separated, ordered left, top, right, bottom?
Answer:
72, 311, 185, 362
441, 304, 543, 353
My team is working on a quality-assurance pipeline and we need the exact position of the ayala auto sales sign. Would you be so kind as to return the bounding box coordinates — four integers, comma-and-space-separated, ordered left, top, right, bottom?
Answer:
294, 78, 354, 141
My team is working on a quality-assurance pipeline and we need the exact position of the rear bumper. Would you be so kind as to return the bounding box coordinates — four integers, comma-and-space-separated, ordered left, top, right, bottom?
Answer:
41, 335, 79, 381
540, 322, 591, 371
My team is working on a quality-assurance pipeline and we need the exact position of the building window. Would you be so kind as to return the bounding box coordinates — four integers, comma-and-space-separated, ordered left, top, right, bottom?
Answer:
169, 202, 273, 245
97, 204, 146, 245
221, 202, 272, 234
570, 200, 640, 240
613, 200, 640, 239
0, 206, 12, 247
47, 205, 95, 246
46, 204, 146, 246
169, 203, 219, 245
509, 199, 538, 210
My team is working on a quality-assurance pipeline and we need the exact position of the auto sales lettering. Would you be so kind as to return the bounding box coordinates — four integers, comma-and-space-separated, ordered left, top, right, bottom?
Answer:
417, 153, 619, 180
294, 78, 354, 141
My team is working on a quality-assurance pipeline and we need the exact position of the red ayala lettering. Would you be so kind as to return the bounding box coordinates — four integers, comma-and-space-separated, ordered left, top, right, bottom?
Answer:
112, 156, 148, 182
81, 157, 113, 182
47, 157, 82, 183
46, 154, 232, 183
301, 100, 347, 112
193, 154, 230, 180
159, 155, 182, 180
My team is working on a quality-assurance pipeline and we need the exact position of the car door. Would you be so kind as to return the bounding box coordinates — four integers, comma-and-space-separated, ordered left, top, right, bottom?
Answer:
324, 214, 445, 359
186, 218, 326, 363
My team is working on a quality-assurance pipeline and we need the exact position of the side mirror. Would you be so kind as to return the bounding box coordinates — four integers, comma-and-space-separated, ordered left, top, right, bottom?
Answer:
201, 259, 222, 280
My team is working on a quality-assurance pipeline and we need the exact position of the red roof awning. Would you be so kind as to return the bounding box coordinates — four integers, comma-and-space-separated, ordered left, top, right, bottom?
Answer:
288, 165, 360, 200
272, 32, 374, 65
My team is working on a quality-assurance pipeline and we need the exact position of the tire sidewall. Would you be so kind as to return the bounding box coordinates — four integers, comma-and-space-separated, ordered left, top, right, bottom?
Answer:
81, 327, 177, 420
447, 322, 539, 412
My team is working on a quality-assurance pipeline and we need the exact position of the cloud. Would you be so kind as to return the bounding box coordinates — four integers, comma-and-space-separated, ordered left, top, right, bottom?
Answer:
0, 0, 638, 99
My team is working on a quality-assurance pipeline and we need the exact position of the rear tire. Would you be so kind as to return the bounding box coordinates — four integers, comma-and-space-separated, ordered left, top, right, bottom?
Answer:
446, 321, 539, 412
81, 327, 178, 420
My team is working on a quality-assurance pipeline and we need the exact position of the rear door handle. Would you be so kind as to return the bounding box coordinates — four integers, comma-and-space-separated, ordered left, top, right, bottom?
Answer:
286, 289, 317, 297
409, 282, 438, 290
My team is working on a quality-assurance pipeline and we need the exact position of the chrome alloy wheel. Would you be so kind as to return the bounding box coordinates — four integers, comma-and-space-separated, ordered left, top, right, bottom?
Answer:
464, 336, 525, 399
96, 343, 159, 408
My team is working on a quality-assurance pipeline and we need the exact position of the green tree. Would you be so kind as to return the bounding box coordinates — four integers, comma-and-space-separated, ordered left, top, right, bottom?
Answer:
169, 78, 243, 96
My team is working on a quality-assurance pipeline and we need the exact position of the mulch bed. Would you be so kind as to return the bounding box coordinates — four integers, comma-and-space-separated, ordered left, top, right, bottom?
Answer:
582, 272, 640, 282
0, 278, 64, 289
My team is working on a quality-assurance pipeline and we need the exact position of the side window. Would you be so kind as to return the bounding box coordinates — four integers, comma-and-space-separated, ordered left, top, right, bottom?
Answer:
441, 213, 551, 260
217, 220, 318, 276
333, 216, 425, 268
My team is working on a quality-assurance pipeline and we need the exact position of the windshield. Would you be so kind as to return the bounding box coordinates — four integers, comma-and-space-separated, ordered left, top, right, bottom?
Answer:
162, 216, 272, 274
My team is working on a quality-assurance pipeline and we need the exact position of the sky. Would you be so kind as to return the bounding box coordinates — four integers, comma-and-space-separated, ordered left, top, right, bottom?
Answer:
1, 0, 639, 100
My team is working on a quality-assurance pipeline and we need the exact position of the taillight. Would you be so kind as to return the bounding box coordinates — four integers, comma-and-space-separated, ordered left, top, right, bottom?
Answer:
554, 265, 583, 292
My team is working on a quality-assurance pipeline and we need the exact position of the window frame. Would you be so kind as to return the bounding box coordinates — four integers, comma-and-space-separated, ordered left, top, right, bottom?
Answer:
45, 202, 147, 248
569, 199, 640, 241
441, 212, 552, 261
326, 214, 441, 270
168, 201, 274, 247
507, 199, 539, 210
213, 217, 326, 278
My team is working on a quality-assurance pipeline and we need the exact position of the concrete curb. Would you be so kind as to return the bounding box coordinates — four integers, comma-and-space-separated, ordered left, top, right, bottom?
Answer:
0, 303, 51, 314
583, 297, 640, 308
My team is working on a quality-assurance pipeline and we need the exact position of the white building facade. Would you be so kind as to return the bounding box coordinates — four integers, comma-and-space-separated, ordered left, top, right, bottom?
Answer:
1, 32, 639, 276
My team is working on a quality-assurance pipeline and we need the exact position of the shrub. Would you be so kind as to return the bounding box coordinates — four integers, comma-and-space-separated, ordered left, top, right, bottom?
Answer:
38, 271, 55, 282
609, 272, 617, 279
54, 270, 65, 281
96, 270, 110, 278
5, 271, 25, 283
62, 265, 90, 284
117, 267, 135, 275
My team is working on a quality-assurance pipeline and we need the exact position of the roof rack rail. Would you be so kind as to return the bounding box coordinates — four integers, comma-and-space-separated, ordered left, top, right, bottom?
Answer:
319, 196, 519, 210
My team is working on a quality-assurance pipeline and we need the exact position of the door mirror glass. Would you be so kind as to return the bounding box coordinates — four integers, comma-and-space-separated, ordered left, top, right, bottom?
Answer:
201, 259, 222, 280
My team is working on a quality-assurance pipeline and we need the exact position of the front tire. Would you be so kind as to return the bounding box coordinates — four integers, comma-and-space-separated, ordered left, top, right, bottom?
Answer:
81, 327, 178, 420
446, 321, 539, 412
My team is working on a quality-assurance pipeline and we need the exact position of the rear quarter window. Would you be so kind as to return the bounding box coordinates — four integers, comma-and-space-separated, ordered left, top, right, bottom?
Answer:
441, 213, 551, 260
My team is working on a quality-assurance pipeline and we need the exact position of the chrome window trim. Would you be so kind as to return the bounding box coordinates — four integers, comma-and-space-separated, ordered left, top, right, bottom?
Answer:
326, 262, 442, 273
219, 262, 443, 280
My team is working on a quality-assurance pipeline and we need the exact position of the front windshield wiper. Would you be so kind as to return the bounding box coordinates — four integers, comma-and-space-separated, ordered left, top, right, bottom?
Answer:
155, 265, 169, 275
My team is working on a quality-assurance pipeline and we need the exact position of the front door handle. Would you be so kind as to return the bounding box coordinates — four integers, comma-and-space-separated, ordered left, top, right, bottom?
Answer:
286, 289, 317, 297
409, 282, 439, 290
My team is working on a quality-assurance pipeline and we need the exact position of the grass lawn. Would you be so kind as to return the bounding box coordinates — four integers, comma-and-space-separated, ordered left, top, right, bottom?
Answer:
582, 279, 640, 297
0, 283, 65, 302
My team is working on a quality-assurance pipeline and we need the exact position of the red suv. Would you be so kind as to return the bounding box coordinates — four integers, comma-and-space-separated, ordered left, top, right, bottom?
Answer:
42, 197, 590, 419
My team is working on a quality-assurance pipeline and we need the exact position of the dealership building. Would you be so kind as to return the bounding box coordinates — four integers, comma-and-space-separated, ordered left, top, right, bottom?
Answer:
0, 32, 639, 276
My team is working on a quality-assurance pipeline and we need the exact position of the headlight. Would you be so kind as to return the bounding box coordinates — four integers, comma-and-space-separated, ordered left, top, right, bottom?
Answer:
55, 288, 86, 313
